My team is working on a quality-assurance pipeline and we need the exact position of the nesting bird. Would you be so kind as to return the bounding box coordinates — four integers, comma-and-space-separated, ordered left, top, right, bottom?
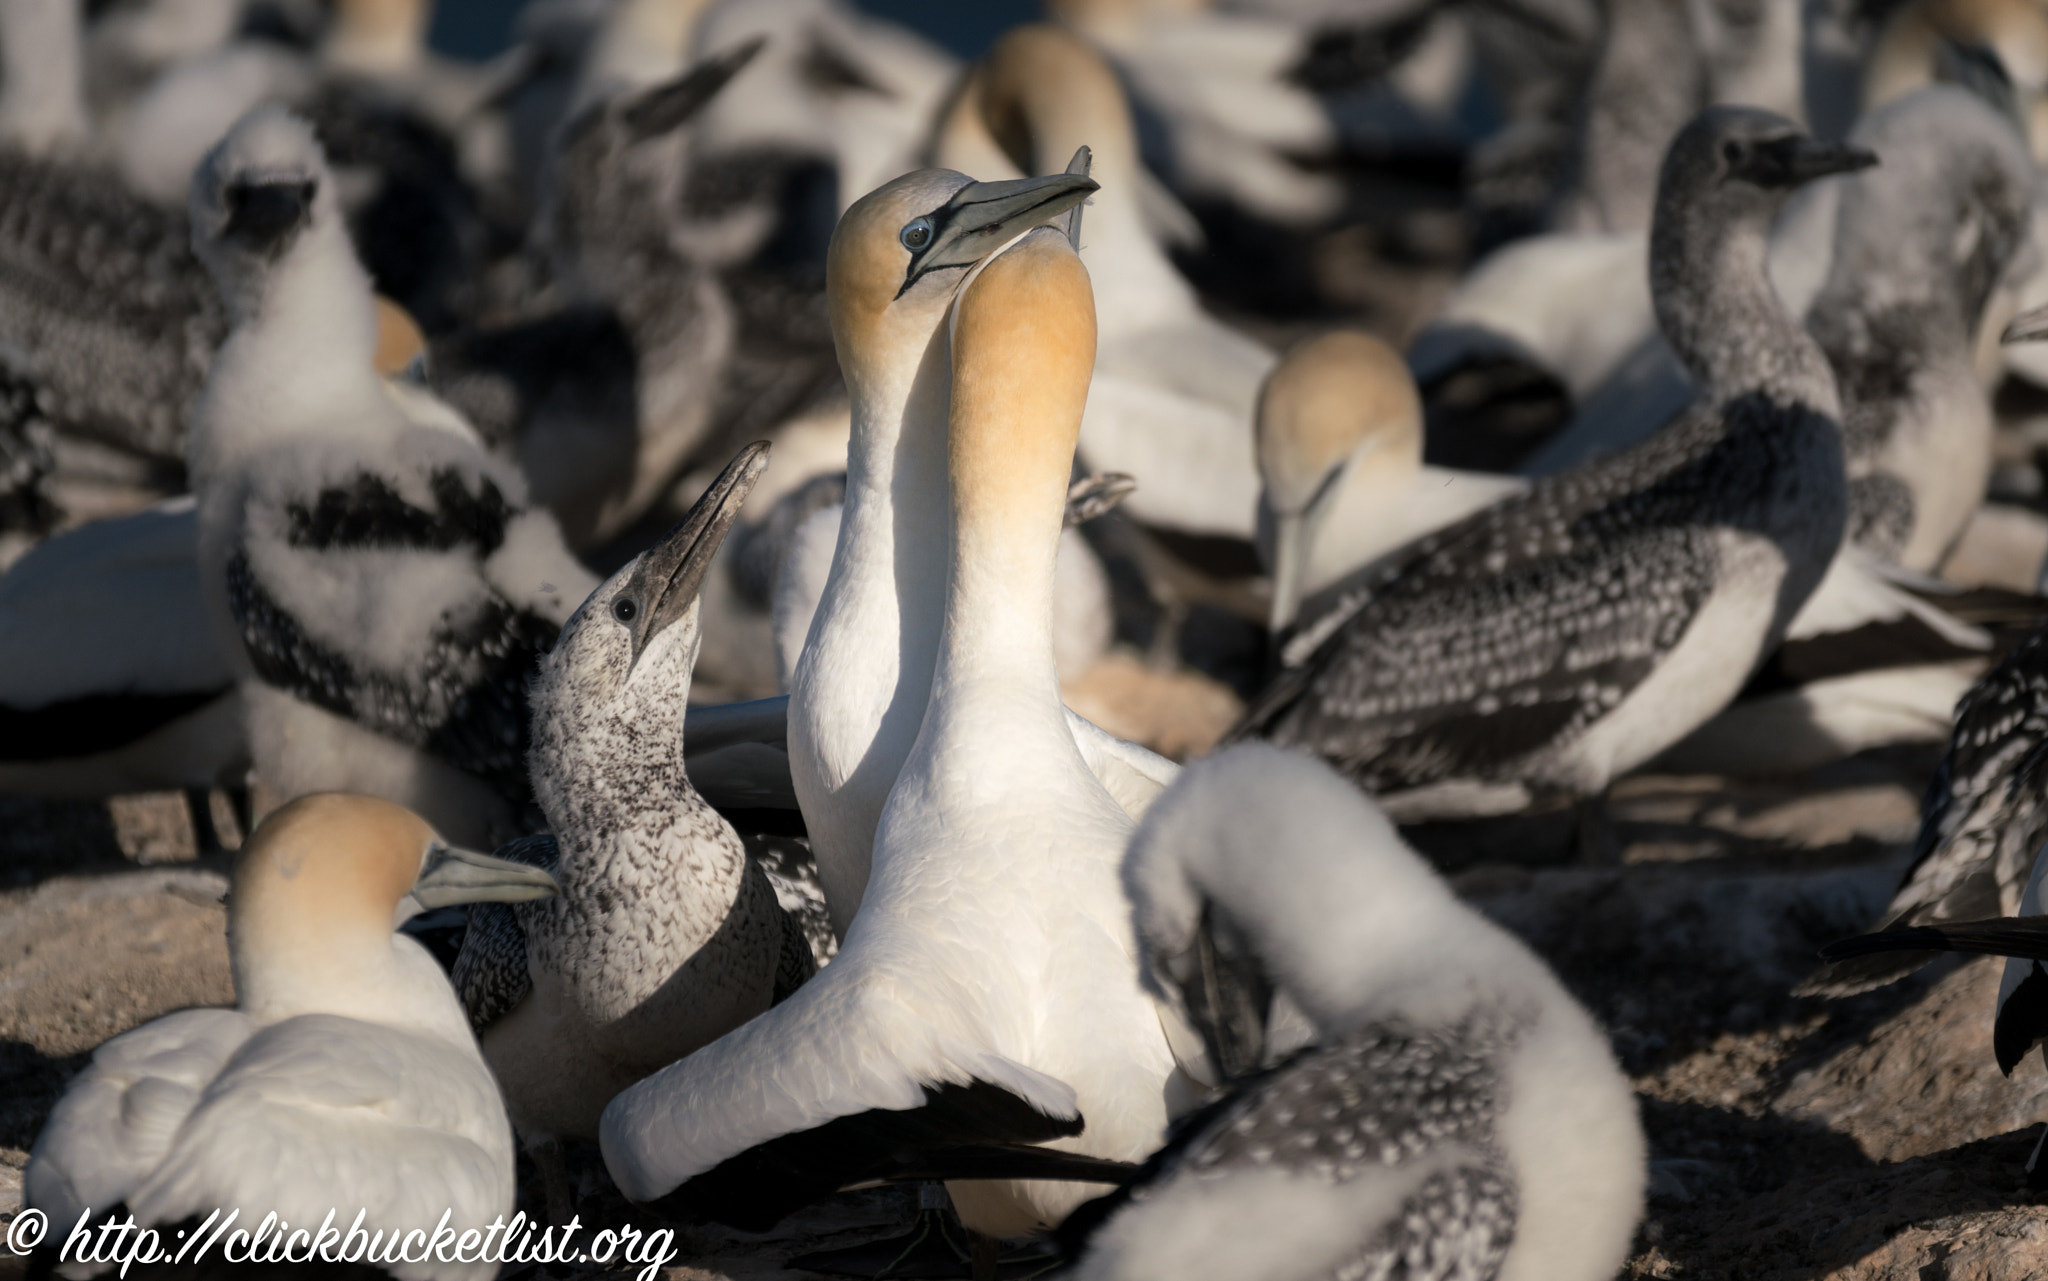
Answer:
1234, 108, 1870, 821
24, 793, 559, 1277
185, 107, 596, 847
1062, 743, 1645, 1281
603, 225, 1183, 1237
451, 444, 817, 1164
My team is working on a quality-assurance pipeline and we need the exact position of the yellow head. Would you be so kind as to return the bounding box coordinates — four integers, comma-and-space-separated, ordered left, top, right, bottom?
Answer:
1256, 330, 1423, 520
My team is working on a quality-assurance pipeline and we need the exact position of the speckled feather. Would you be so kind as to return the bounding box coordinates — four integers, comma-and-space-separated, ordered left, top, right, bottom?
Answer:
453, 833, 559, 1034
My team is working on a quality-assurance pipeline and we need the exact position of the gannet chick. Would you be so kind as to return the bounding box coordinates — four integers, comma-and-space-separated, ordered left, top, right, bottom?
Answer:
603, 227, 1179, 1236
1806, 86, 2035, 574
186, 107, 596, 847
24, 793, 559, 1279
1256, 330, 1525, 634
452, 443, 816, 1152
1232, 109, 1870, 822
930, 24, 1272, 541
789, 164, 1182, 934
1065, 743, 1645, 1281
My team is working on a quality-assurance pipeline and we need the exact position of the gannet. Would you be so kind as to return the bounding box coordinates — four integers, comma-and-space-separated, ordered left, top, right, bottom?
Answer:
1232, 109, 1870, 822
1806, 85, 2035, 575
788, 165, 1177, 934
1063, 742, 1644, 1281
1256, 330, 1525, 634
603, 226, 1181, 1237
451, 444, 815, 1156
186, 106, 597, 847
24, 792, 559, 1279
930, 23, 1272, 541
431, 44, 756, 548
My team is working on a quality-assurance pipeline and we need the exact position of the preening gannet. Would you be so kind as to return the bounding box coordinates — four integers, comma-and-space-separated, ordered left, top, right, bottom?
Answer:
1233, 109, 1869, 821
1256, 330, 1524, 634
787, 164, 1177, 935
186, 107, 596, 847
603, 227, 1179, 1237
24, 793, 559, 1280
1063, 743, 1644, 1281
930, 23, 1272, 541
451, 443, 815, 1154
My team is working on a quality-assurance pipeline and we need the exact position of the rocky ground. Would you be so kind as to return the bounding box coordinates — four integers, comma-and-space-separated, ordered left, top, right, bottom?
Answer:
1, 740, 2046, 1279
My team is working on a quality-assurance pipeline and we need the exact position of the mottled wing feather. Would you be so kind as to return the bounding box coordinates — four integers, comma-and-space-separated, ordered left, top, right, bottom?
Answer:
1329, 1165, 1517, 1281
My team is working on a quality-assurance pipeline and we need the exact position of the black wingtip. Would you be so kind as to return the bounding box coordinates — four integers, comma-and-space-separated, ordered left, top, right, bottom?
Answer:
1821, 917, 2048, 966
1817, 926, 1957, 964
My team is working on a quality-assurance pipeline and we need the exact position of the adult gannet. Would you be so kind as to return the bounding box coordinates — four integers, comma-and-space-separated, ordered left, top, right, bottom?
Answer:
787, 165, 1176, 934
451, 445, 815, 1164
1062, 742, 1644, 1281
603, 226, 1181, 1236
24, 793, 559, 1279
929, 23, 1271, 541
186, 106, 596, 847
1256, 330, 1525, 634
1233, 109, 1869, 822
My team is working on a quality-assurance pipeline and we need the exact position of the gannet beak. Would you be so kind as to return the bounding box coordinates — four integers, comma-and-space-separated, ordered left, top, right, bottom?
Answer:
223, 178, 316, 253
630, 441, 772, 669
409, 842, 560, 909
2004, 303, 2048, 345
900, 171, 1099, 294
1268, 510, 1308, 637
1743, 136, 1878, 188
1185, 901, 1274, 1082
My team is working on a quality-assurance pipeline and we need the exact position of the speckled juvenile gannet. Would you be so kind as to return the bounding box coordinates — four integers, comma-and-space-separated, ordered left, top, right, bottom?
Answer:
1233, 109, 1870, 821
24, 793, 558, 1279
1257, 330, 1525, 635
603, 227, 1180, 1236
1806, 85, 2035, 575
452, 444, 816, 1157
788, 166, 1177, 935
1063, 743, 1644, 1281
930, 23, 1272, 541
186, 107, 596, 847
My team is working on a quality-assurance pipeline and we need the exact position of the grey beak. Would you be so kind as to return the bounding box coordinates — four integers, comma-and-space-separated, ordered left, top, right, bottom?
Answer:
223, 179, 315, 253
1180, 901, 1275, 1083
628, 441, 772, 668
1745, 135, 1879, 188
2004, 303, 2048, 345
412, 842, 559, 909
901, 170, 1099, 293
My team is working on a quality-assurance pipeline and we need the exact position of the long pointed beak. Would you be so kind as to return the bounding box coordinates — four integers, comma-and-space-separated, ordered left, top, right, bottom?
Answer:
631, 441, 772, 667
1750, 135, 1879, 187
2004, 303, 2048, 345
1268, 510, 1308, 637
411, 842, 559, 909
621, 35, 766, 140
1187, 901, 1273, 1082
903, 171, 1099, 290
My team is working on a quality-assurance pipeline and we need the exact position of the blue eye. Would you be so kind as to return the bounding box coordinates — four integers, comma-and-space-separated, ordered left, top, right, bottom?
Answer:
901, 218, 933, 250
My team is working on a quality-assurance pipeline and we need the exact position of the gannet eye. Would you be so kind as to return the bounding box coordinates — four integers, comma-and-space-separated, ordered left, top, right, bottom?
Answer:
613, 597, 638, 623
900, 218, 934, 251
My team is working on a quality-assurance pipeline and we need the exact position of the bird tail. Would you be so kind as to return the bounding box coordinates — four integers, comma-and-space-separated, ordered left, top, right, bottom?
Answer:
1817, 917, 2048, 965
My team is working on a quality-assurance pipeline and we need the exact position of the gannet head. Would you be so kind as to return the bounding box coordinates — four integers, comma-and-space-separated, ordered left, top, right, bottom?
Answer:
188, 105, 351, 323
828, 167, 1097, 399
1124, 744, 1519, 1081
1255, 331, 1423, 634
230, 793, 558, 1019
529, 442, 769, 809
1654, 108, 1879, 244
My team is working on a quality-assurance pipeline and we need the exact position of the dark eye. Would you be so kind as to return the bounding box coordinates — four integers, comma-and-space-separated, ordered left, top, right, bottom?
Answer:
613, 597, 638, 623
901, 218, 933, 251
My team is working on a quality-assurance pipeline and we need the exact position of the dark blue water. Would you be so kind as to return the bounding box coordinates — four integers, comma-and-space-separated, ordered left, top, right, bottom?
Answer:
427, 0, 1036, 61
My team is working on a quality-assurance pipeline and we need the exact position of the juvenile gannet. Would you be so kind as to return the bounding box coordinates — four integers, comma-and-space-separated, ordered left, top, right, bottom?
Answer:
603, 227, 1180, 1236
1256, 330, 1525, 634
24, 793, 559, 1278
186, 107, 597, 847
451, 444, 816, 1158
431, 44, 756, 548
1064, 742, 1645, 1281
1233, 109, 1870, 821
788, 164, 1177, 934
930, 24, 1272, 541
1806, 85, 2035, 574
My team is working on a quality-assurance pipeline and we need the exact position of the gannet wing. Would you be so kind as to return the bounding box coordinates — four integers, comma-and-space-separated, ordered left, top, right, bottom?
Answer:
125, 1013, 507, 1236
449, 833, 556, 1034
25, 1007, 252, 1229
1065, 708, 1180, 820
227, 462, 561, 803
1785, 547, 1989, 648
